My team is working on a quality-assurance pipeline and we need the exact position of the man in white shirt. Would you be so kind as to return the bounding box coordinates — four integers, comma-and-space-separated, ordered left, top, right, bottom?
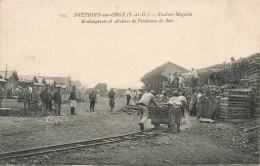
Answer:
167, 91, 183, 132
126, 88, 131, 106
138, 90, 161, 131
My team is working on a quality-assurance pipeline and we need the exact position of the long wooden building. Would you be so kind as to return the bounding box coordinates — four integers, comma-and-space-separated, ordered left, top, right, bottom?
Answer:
140, 62, 189, 93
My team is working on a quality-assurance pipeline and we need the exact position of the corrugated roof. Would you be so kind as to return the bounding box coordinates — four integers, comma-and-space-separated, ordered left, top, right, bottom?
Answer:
45, 79, 55, 85
18, 75, 36, 82
140, 62, 188, 82
34, 83, 44, 86
40, 76, 70, 85
38, 77, 45, 83
55, 84, 67, 88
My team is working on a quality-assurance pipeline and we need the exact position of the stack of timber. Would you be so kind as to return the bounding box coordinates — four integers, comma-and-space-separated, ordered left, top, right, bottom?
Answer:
220, 89, 253, 119
246, 53, 260, 117
246, 53, 260, 90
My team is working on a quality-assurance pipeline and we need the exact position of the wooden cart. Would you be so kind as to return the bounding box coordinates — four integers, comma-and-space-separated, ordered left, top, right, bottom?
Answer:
148, 104, 181, 129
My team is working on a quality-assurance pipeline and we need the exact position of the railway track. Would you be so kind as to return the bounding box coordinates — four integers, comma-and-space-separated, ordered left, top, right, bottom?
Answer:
0, 128, 161, 160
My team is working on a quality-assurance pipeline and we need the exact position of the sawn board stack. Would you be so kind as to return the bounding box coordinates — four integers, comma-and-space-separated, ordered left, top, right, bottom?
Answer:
220, 89, 253, 119
246, 53, 260, 117
246, 53, 260, 90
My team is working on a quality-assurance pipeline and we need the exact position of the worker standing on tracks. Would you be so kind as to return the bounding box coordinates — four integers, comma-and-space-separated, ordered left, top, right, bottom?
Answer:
52, 86, 62, 116
89, 89, 97, 112
70, 86, 77, 115
23, 86, 32, 115
40, 85, 51, 116
108, 88, 115, 111
138, 90, 161, 131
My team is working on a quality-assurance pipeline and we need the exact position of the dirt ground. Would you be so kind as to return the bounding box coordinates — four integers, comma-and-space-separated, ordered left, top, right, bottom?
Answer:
0, 97, 147, 153
0, 96, 259, 165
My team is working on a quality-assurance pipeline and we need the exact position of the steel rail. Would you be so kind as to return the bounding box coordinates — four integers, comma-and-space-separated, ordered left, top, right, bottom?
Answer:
0, 128, 159, 160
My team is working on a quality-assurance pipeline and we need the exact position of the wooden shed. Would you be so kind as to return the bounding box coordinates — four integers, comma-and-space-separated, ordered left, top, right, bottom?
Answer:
0, 71, 19, 95
140, 62, 189, 93
17, 75, 38, 88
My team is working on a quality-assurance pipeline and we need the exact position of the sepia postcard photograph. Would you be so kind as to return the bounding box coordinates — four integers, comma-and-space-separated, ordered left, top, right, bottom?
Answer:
0, 0, 259, 165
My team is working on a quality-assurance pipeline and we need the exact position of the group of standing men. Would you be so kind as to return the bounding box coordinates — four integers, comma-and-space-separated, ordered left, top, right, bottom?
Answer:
38, 85, 77, 116
165, 68, 199, 89
39, 85, 63, 116
125, 88, 142, 106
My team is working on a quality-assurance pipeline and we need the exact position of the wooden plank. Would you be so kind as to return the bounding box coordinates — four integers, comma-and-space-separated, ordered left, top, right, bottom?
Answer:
220, 106, 251, 110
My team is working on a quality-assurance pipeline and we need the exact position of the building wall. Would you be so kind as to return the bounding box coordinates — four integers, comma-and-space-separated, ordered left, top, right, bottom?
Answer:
144, 75, 167, 93
161, 65, 188, 78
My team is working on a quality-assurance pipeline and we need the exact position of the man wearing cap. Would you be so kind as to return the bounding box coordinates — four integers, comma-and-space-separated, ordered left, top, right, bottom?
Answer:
138, 90, 161, 131
52, 86, 62, 116
70, 86, 77, 115
40, 85, 51, 116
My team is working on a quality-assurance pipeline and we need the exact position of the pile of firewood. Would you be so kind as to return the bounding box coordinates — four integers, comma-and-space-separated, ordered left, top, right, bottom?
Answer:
246, 53, 260, 117
220, 89, 253, 119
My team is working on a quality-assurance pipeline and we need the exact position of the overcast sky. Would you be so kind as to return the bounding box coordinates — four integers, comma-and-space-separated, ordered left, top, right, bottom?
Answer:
0, 0, 259, 88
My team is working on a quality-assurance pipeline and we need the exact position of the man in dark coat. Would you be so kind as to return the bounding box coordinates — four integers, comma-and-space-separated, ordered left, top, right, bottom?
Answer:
52, 86, 62, 116
7, 88, 12, 98
23, 86, 31, 115
108, 88, 115, 111
89, 90, 97, 112
40, 85, 51, 116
